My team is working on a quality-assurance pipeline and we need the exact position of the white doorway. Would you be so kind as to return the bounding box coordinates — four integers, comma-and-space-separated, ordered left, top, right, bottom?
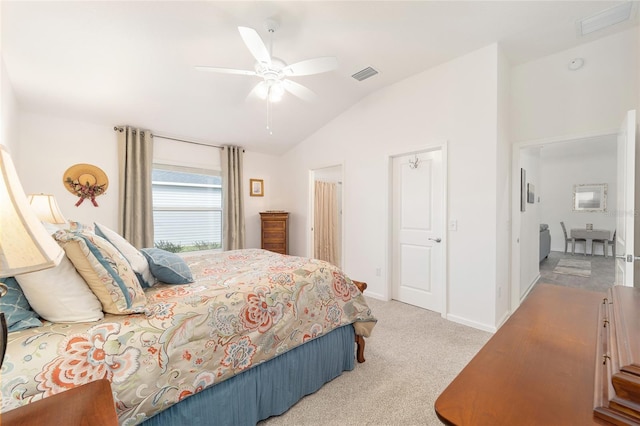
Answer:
390, 148, 445, 313
510, 109, 637, 311
309, 165, 343, 268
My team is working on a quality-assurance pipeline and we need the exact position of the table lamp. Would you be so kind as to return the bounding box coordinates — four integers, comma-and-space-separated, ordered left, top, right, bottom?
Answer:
0, 145, 64, 367
27, 193, 67, 224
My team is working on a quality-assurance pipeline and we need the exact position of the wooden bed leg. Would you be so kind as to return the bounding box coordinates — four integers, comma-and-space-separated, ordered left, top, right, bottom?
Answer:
355, 334, 366, 363
352, 280, 368, 363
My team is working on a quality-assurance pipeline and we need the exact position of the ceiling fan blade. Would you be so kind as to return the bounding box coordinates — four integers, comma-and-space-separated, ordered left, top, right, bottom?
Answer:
247, 81, 267, 100
195, 66, 257, 76
238, 26, 271, 66
282, 79, 317, 102
282, 57, 338, 76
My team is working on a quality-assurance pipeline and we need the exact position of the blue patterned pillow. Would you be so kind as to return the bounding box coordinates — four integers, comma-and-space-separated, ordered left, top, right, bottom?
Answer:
140, 248, 194, 284
0, 277, 43, 332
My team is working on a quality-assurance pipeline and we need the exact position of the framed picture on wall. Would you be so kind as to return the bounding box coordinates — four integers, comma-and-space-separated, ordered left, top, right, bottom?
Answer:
250, 179, 264, 197
520, 168, 526, 212
573, 183, 607, 212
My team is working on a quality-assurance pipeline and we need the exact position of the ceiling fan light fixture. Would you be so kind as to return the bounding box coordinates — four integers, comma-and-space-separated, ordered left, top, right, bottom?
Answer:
268, 82, 284, 102
255, 80, 285, 102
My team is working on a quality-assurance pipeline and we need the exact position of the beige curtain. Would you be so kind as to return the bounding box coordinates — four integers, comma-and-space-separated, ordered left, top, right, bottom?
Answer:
221, 146, 245, 251
116, 126, 154, 248
314, 181, 338, 265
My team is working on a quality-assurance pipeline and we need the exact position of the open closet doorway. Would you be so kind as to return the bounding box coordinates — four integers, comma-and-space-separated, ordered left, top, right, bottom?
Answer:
309, 165, 343, 268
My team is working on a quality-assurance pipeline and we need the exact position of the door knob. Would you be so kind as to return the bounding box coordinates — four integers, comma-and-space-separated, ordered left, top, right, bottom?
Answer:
428, 237, 442, 243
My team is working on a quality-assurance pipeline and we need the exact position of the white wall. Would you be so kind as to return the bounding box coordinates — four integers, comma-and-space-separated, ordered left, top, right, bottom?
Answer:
17, 112, 119, 228
278, 44, 503, 331
495, 48, 511, 324
511, 26, 638, 297
511, 28, 638, 143
518, 147, 541, 298
1, 56, 18, 155
539, 137, 617, 254
14, 111, 282, 246
243, 151, 285, 249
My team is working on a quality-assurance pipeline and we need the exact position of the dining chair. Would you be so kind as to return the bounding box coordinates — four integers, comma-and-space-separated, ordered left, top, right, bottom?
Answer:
593, 229, 616, 258
560, 221, 586, 255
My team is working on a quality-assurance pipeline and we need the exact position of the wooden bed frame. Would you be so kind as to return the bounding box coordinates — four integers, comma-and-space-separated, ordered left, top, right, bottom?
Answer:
353, 280, 368, 363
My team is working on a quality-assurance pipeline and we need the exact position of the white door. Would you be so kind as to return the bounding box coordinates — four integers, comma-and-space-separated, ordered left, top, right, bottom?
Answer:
615, 110, 637, 286
392, 149, 444, 312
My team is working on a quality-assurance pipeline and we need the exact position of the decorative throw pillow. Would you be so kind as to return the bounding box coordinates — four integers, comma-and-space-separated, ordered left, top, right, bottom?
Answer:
94, 222, 156, 288
15, 255, 104, 323
67, 220, 95, 233
141, 248, 194, 284
0, 277, 43, 332
55, 230, 147, 315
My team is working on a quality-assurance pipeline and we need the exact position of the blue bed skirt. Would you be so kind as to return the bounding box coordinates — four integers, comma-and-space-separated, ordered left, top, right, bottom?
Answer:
141, 324, 356, 426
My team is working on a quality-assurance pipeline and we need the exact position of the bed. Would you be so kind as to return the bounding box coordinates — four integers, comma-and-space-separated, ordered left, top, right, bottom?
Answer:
0, 237, 376, 425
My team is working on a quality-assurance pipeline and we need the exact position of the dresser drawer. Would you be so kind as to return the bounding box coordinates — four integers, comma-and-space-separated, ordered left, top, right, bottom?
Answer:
263, 221, 285, 231
263, 231, 285, 241
263, 243, 286, 253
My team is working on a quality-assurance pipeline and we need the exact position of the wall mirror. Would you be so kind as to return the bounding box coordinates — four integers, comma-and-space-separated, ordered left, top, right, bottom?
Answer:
573, 183, 607, 212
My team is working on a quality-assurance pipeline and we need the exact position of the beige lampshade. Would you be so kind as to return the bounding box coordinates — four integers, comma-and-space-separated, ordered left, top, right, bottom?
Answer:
0, 145, 64, 277
27, 194, 66, 224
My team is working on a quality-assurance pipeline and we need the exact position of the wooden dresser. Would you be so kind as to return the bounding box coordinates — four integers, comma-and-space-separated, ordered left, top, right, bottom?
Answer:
2, 379, 118, 425
594, 285, 640, 425
435, 284, 610, 425
260, 212, 289, 255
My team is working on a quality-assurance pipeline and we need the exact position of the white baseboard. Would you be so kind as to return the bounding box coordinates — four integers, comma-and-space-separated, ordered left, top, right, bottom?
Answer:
520, 273, 540, 303
445, 313, 496, 333
361, 291, 387, 301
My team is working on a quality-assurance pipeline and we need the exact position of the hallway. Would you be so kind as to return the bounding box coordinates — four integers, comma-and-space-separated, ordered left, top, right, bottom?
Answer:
538, 250, 614, 293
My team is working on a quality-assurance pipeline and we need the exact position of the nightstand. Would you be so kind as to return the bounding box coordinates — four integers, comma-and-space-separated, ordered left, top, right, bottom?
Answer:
2, 379, 118, 426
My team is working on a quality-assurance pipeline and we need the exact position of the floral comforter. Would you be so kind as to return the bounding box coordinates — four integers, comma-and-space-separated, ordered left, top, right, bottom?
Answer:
1, 249, 376, 425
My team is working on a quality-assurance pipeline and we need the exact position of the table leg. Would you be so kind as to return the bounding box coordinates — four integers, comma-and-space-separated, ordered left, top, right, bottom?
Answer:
572, 238, 575, 255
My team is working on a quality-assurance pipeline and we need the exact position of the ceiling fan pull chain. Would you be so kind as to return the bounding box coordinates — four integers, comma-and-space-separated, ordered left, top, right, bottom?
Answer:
267, 91, 273, 135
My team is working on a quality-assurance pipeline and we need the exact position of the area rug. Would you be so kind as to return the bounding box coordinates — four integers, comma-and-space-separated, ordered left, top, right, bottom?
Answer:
553, 258, 591, 277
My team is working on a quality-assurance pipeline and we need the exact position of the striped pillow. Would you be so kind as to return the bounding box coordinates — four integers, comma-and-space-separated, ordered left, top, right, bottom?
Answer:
55, 230, 146, 315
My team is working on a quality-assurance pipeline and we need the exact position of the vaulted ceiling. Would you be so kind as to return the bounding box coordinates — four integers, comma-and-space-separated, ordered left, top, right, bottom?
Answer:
2, 1, 637, 154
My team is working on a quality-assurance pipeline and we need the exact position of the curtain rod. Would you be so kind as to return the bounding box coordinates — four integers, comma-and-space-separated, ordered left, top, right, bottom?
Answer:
153, 134, 224, 150
113, 126, 227, 150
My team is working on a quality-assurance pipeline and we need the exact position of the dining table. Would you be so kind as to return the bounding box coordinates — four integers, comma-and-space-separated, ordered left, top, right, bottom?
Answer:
570, 228, 610, 256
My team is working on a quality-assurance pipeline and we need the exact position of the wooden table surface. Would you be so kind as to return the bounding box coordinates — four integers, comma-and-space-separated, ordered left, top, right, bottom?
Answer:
435, 283, 610, 426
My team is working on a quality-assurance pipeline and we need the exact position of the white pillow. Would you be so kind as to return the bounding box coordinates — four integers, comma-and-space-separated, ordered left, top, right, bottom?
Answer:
15, 255, 104, 323
94, 222, 156, 287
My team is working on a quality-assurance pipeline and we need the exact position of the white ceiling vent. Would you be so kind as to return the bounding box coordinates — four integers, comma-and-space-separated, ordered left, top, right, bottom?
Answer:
578, 2, 635, 36
351, 67, 379, 81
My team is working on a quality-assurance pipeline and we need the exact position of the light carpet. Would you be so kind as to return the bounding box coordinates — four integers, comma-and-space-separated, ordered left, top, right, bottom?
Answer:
260, 297, 491, 426
552, 258, 591, 277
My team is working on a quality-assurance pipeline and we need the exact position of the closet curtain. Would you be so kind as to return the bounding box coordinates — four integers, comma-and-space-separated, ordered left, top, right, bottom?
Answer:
314, 181, 338, 265
116, 126, 154, 249
221, 146, 245, 251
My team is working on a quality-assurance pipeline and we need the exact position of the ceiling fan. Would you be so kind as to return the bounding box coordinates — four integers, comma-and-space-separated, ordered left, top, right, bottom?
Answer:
196, 20, 338, 104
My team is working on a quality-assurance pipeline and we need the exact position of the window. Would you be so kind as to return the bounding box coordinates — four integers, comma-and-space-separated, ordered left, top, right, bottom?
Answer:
152, 166, 222, 252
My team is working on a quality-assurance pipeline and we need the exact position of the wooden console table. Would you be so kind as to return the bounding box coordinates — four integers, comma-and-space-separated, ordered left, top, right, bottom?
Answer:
435, 283, 608, 425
